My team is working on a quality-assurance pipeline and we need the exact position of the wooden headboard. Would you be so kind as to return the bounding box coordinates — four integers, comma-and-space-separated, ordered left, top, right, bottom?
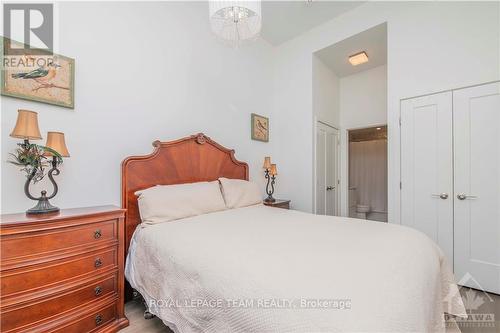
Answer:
121, 133, 248, 252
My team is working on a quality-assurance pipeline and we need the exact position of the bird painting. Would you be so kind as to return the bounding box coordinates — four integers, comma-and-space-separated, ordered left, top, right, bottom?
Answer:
2, 51, 74, 108
251, 113, 269, 142
256, 119, 268, 135
1, 37, 74, 108
11, 62, 68, 92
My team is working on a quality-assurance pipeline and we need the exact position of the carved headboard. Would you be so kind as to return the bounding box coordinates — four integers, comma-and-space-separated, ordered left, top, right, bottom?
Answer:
121, 133, 248, 252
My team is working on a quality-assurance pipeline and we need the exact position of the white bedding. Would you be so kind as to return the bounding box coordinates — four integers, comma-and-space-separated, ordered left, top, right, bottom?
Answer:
125, 205, 466, 333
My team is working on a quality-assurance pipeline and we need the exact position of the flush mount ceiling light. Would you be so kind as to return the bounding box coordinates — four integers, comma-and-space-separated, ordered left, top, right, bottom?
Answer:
348, 51, 369, 66
209, 0, 262, 44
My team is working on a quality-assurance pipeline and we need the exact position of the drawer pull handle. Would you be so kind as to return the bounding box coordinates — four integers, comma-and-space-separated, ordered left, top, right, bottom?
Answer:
94, 286, 102, 296
94, 229, 102, 239
95, 314, 103, 326
94, 258, 102, 268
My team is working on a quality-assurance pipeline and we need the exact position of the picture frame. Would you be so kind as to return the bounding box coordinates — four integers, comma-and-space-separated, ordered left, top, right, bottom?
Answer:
1, 38, 75, 109
251, 113, 269, 142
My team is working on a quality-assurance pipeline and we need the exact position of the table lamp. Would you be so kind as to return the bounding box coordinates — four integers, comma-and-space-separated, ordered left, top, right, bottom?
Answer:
9, 110, 70, 214
263, 156, 277, 203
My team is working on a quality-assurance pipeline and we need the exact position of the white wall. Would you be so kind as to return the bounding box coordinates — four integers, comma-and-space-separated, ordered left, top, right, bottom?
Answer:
340, 65, 387, 129
1, 2, 276, 214
269, 39, 314, 212
2, 2, 499, 216
313, 55, 340, 127
273, 1, 500, 219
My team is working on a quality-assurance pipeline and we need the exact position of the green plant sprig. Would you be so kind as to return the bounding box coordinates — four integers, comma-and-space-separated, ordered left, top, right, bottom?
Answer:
8, 142, 63, 183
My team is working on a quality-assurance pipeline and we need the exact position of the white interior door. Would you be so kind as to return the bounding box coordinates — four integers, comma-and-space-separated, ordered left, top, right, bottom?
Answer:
400, 92, 454, 264
316, 122, 340, 216
453, 82, 500, 294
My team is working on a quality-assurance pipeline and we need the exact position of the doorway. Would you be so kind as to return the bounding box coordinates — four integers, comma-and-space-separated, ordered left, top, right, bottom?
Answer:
312, 23, 388, 219
315, 121, 340, 216
347, 125, 388, 222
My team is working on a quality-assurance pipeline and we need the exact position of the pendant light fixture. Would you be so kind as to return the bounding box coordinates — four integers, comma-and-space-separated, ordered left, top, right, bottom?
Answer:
209, 0, 262, 44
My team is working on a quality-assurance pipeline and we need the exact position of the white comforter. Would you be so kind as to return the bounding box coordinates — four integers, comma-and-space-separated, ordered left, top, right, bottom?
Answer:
125, 205, 466, 333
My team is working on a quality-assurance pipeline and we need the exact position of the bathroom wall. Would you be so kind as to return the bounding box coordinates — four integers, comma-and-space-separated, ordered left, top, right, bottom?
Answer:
340, 65, 387, 129
348, 130, 388, 222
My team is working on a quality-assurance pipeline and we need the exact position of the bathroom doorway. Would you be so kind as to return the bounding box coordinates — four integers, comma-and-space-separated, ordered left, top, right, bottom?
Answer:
348, 126, 388, 222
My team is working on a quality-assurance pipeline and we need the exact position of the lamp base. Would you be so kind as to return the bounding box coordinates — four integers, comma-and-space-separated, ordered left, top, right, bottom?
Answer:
27, 193, 59, 215
264, 196, 276, 203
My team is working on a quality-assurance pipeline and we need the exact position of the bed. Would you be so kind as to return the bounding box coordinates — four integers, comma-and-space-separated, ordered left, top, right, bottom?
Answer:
122, 133, 466, 333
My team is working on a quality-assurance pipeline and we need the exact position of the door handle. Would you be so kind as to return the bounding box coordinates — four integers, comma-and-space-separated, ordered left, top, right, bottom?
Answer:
326, 186, 335, 191
457, 193, 477, 200
431, 193, 448, 200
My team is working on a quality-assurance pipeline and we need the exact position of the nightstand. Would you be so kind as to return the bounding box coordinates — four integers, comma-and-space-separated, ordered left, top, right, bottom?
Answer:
263, 199, 290, 209
0, 205, 129, 333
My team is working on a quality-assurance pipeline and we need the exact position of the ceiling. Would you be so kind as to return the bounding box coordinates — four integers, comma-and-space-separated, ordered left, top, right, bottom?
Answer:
260, 1, 365, 45
315, 23, 387, 77
349, 125, 387, 142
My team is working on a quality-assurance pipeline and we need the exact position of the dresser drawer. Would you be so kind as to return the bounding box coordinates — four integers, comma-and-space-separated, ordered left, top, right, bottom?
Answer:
1, 274, 117, 332
1, 219, 117, 262
1, 247, 117, 299
51, 303, 117, 333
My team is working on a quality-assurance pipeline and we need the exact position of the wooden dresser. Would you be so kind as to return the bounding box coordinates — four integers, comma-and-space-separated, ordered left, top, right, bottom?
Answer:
0, 206, 129, 333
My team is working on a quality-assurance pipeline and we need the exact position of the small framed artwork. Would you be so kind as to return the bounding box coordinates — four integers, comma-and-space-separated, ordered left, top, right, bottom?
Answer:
251, 113, 269, 142
1, 38, 75, 108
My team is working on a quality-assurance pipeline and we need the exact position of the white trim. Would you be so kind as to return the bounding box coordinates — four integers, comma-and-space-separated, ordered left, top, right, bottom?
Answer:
344, 123, 387, 131
340, 128, 349, 217
317, 119, 339, 130
400, 80, 500, 102
312, 116, 318, 213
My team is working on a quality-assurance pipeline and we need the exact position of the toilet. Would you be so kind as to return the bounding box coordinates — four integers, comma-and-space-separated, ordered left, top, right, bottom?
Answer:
348, 187, 358, 218
356, 204, 370, 219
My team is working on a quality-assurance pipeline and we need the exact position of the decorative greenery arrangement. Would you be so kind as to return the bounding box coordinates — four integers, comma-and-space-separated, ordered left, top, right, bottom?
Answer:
8, 142, 63, 183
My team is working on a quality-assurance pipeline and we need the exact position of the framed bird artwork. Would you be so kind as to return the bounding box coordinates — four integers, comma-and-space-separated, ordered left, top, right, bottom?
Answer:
1, 38, 75, 108
251, 113, 269, 142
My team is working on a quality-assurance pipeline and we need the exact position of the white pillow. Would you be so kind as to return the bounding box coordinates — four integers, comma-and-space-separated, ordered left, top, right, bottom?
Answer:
135, 181, 226, 224
218, 177, 262, 209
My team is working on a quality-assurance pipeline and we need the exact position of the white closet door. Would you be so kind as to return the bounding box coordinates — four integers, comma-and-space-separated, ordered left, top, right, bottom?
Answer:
400, 92, 454, 264
453, 82, 500, 294
316, 122, 339, 216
